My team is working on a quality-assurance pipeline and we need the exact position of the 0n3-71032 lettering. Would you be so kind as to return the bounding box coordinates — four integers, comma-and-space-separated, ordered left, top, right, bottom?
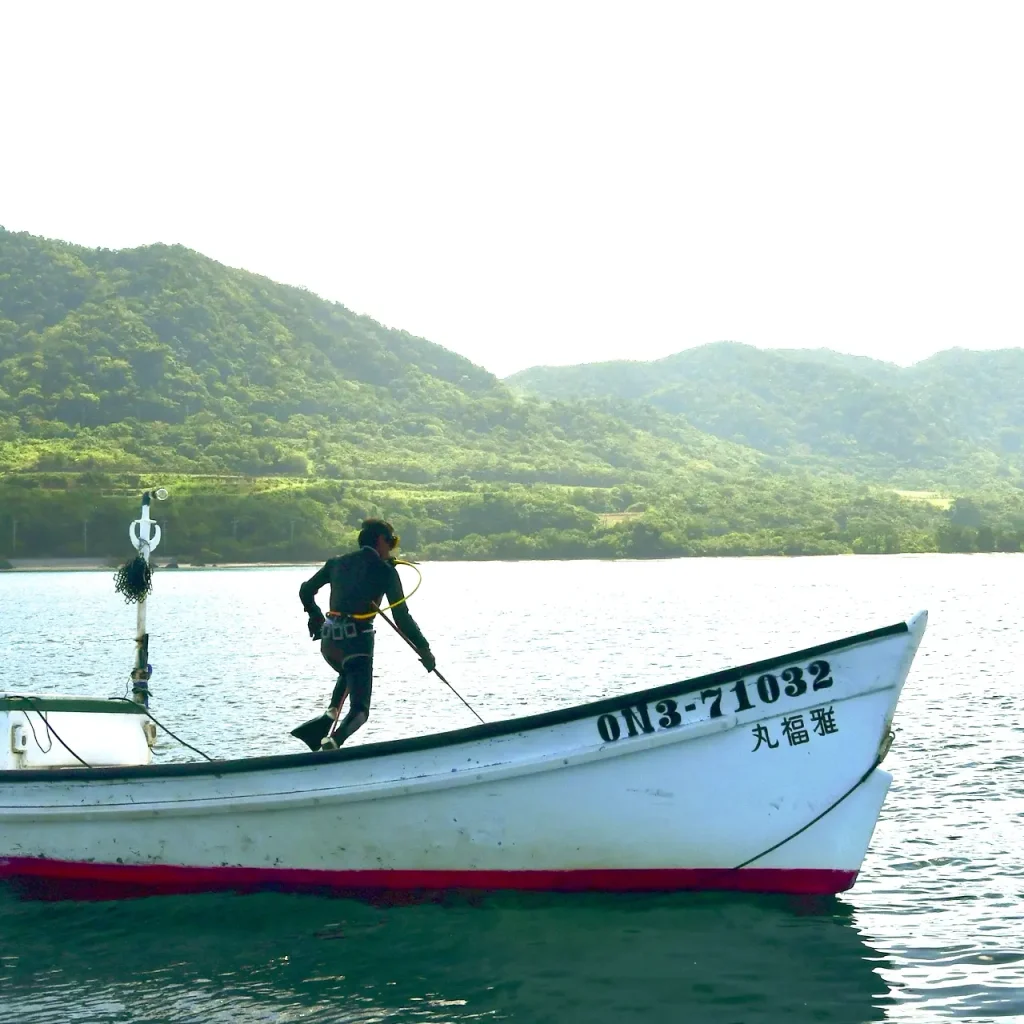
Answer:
595, 659, 834, 743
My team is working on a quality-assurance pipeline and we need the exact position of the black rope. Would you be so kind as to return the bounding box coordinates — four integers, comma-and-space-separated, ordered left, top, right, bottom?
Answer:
6, 696, 92, 767
113, 554, 152, 604
21, 706, 53, 754
110, 698, 216, 762
731, 735, 893, 870
7, 694, 215, 765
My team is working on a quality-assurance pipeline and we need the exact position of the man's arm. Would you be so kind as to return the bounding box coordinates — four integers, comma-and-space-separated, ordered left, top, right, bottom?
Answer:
299, 562, 332, 620
384, 567, 432, 663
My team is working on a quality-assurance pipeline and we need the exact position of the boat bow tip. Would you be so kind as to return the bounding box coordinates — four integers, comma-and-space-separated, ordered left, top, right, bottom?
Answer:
905, 609, 928, 641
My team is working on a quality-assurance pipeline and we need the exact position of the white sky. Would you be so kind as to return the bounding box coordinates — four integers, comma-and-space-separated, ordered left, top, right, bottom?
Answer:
1, 2, 1022, 377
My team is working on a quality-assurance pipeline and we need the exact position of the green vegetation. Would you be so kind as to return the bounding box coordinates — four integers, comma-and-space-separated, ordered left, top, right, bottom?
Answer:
4, 470, 1023, 562
507, 342, 1024, 488
1, 227, 1023, 561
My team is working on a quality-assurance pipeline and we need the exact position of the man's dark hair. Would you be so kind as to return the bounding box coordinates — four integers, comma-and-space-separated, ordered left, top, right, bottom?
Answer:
358, 518, 399, 550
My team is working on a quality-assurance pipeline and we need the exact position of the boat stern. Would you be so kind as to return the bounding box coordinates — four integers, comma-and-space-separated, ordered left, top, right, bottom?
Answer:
0, 695, 155, 770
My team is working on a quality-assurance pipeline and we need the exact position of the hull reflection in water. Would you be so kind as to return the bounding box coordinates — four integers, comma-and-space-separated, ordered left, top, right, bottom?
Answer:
0, 889, 892, 1024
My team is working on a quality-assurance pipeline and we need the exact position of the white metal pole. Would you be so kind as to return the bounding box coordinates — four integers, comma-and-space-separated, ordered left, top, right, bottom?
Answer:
128, 491, 163, 706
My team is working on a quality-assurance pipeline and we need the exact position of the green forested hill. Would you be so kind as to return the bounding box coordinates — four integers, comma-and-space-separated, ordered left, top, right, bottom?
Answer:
507, 342, 1024, 485
0, 228, 760, 485
2, 227, 1023, 562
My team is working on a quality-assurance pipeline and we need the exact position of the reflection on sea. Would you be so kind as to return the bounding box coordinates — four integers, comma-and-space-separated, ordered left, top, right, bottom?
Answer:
0, 888, 891, 1024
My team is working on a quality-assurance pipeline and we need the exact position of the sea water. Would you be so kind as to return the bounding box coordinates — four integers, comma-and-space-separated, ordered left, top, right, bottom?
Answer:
0, 554, 1021, 1023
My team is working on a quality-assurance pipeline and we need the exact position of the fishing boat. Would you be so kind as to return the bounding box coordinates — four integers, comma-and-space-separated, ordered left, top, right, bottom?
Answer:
0, 493, 927, 900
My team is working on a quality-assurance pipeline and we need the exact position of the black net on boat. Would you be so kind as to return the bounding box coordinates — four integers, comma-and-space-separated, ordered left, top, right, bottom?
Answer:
113, 554, 153, 604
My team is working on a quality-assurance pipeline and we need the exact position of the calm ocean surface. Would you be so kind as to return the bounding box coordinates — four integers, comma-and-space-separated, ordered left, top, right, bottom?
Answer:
0, 554, 1021, 1023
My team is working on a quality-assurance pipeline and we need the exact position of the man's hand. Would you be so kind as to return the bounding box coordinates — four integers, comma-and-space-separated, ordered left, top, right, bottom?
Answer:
419, 649, 436, 673
307, 612, 326, 640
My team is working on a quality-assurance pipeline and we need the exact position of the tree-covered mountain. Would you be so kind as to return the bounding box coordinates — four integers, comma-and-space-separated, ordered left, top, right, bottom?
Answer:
0, 227, 763, 486
506, 342, 1024, 486
2, 227, 1023, 563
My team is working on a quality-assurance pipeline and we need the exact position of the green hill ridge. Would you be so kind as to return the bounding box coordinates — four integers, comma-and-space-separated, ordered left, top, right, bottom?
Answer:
1, 227, 1022, 562
506, 342, 1024, 487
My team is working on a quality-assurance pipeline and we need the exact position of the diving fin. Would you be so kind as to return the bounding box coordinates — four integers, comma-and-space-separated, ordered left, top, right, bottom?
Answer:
290, 713, 334, 751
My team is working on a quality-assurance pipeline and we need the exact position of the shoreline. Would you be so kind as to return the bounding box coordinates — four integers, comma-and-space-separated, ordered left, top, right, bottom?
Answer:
0, 551, 1008, 573
0, 558, 315, 572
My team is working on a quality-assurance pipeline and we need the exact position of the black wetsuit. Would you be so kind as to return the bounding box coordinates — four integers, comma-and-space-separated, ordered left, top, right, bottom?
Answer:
299, 546, 431, 744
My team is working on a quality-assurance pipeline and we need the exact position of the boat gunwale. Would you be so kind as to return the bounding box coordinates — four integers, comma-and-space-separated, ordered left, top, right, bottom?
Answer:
0, 696, 149, 715
0, 620, 909, 784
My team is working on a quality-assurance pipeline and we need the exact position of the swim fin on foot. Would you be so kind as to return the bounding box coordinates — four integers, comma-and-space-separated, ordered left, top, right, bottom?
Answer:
290, 713, 334, 751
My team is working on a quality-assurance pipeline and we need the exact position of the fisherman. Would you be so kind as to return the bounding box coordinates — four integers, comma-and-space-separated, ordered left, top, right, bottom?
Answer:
296, 518, 435, 750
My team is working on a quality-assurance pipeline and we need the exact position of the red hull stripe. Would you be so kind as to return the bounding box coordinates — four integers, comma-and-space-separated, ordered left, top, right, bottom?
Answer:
0, 858, 857, 900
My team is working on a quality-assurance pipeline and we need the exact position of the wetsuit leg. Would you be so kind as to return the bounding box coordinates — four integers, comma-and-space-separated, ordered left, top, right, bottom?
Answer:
331, 652, 373, 745
331, 632, 374, 746
329, 674, 349, 714
321, 637, 345, 675
321, 639, 350, 712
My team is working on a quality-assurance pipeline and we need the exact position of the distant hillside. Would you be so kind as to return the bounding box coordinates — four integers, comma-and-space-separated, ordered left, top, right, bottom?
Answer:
0, 228, 760, 485
506, 342, 1024, 485
4, 228, 1023, 563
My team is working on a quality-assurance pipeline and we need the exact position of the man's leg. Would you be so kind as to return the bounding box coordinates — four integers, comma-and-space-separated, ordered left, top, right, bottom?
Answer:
328, 674, 349, 719
291, 641, 349, 751
322, 652, 373, 748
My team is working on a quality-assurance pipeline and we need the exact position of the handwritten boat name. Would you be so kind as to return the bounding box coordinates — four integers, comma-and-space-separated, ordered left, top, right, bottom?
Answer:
595, 659, 835, 743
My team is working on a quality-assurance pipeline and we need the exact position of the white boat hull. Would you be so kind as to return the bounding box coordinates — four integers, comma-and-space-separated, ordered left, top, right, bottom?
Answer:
0, 612, 926, 900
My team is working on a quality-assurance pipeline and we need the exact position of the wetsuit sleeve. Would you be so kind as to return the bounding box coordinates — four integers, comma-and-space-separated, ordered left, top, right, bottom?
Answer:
299, 561, 331, 617
385, 565, 430, 652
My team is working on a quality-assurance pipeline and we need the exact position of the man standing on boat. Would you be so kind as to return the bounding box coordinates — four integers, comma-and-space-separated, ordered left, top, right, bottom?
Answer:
295, 518, 435, 751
